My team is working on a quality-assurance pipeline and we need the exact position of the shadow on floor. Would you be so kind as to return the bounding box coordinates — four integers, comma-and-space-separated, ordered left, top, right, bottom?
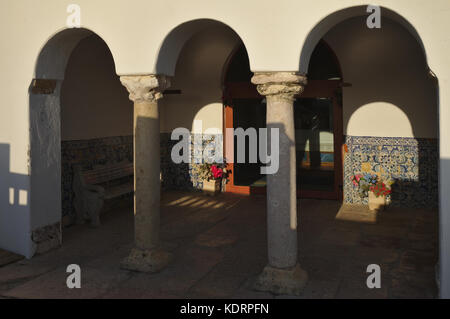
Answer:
0, 191, 438, 299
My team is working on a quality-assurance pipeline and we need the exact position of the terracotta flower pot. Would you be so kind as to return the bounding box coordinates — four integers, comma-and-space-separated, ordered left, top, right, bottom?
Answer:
202, 179, 221, 195
368, 192, 386, 211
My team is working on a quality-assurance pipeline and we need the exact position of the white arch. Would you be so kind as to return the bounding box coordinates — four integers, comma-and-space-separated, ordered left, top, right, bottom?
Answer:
299, 5, 429, 74
34, 27, 118, 79
28, 28, 117, 257
155, 19, 251, 76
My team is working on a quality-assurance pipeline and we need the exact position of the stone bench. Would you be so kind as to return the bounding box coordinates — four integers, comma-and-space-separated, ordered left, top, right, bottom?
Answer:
73, 162, 134, 226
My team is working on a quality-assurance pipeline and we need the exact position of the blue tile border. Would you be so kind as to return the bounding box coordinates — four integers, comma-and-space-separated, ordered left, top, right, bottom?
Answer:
61, 134, 437, 219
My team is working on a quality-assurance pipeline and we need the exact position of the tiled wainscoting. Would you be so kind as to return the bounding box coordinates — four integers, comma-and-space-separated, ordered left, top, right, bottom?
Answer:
62, 133, 223, 220
61, 134, 437, 221
160, 133, 223, 191
343, 136, 438, 208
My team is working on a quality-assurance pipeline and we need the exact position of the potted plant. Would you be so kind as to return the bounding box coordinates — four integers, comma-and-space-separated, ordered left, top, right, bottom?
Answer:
193, 163, 228, 195
351, 173, 392, 212
368, 181, 392, 211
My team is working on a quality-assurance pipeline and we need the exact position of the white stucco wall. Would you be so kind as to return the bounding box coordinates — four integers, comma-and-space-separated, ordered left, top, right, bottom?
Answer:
0, 0, 447, 176
0, 0, 450, 297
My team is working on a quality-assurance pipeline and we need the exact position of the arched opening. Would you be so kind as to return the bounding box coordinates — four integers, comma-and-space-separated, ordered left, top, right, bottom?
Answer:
222, 44, 264, 194
299, 6, 428, 74
303, 13, 439, 208
223, 40, 344, 199
295, 40, 344, 199
29, 29, 132, 256
156, 20, 249, 191
298, 6, 440, 297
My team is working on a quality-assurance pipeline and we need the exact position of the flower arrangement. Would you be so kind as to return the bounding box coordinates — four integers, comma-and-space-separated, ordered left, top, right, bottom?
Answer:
351, 173, 392, 198
370, 182, 392, 198
192, 162, 228, 181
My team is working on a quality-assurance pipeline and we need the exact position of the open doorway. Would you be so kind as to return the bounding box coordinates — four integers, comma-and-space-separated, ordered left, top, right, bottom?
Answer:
223, 40, 344, 199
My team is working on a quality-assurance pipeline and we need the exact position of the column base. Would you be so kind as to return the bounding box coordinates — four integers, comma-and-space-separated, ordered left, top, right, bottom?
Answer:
120, 247, 172, 273
254, 263, 308, 296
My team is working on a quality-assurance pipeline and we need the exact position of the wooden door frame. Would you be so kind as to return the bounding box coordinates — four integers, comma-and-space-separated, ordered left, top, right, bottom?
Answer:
223, 82, 263, 195
223, 80, 343, 200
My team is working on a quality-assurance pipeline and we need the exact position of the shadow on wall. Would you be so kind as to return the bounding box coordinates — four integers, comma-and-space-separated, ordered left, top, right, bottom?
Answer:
37, 32, 133, 222
317, 16, 439, 208
157, 22, 245, 190
390, 139, 438, 207
440, 158, 450, 298
0, 144, 31, 257
160, 133, 193, 191
340, 59, 439, 208
331, 17, 438, 139
299, 6, 427, 74
344, 136, 439, 208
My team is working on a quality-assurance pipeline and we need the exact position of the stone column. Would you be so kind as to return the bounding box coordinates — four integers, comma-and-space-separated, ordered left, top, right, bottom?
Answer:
251, 72, 308, 295
119, 75, 172, 272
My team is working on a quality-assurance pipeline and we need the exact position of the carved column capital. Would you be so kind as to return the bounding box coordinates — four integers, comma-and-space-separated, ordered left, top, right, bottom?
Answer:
251, 72, 307, 101
120, 74, 171, 103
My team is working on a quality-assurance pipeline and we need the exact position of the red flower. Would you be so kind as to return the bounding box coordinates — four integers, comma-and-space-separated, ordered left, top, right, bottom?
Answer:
211, 165, 223, 179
